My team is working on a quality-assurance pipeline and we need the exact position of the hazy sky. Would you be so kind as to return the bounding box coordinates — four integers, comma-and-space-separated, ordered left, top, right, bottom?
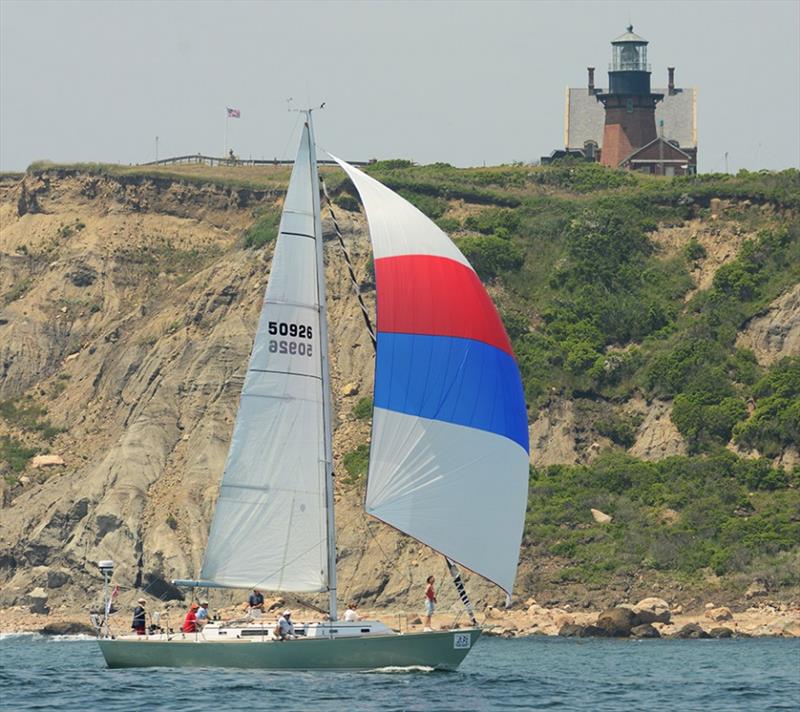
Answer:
1, 0, 798, 173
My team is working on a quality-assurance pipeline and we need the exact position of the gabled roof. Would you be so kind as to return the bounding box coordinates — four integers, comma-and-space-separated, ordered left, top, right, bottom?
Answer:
621, 136, 692, 165
612, 25, 647, 43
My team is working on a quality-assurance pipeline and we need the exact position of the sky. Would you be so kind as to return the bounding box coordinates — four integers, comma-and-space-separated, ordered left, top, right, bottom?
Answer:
1, 0, 798, 173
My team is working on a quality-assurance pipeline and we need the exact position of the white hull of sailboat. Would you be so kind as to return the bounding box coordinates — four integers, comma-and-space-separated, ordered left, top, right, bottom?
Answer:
98, 628, 481, 671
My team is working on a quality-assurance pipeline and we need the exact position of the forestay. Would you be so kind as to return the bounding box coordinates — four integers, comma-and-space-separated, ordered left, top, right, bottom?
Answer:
200, 125, 329, 592
332, 157, 530, 595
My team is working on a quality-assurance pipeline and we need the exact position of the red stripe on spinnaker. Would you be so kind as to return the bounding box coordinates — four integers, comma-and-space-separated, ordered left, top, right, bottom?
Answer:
374, 254, 513, 356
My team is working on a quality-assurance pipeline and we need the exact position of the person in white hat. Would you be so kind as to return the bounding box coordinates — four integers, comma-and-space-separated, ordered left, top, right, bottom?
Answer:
131, 598, 146, 635
276, 610, 295, 640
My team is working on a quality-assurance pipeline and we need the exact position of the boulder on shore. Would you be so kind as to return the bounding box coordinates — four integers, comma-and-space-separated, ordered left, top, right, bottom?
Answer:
24, 587, 49, 614
704, 606, 733, 622
596, 607, 637, 637
558, 623, 603, 638
631, 623, 661, 638
709, 626, 734, 638
40, 621, 96, 636
674, 623, 711, 639
636, 597, 671, 623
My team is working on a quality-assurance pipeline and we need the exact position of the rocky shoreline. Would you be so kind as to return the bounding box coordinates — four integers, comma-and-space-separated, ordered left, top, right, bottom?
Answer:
2, 596, 798, 640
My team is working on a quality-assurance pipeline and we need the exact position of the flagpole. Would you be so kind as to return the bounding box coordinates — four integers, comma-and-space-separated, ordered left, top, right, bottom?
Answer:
224, 113, 228, 159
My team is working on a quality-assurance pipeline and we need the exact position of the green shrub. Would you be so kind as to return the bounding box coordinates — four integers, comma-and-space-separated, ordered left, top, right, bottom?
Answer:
463, 208, 521, 235
685, 238, 707, 261
735, 357, 800, 457
457, 234, 523, 280
596, 414, 640, 448
672, 393, 747, 452
334, 193, 360, 212
0, 435, 38, 472
244, 210, 280, 249
352, 397, 373, 420
435, 216, 461, 233
397, 190, 447, 220
0, 398, 62, 441
342, 444, 370, 482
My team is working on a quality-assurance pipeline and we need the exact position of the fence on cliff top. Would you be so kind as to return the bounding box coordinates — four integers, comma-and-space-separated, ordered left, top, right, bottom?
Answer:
140, 154, 372, 168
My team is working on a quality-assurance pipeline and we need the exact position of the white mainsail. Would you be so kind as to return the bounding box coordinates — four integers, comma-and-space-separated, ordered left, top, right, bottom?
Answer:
200, 125, 331, 592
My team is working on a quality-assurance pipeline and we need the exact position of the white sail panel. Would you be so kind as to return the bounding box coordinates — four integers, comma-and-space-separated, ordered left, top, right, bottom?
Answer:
200, 125, 329, 591
330, 155, 470, 265
367, 408, 529, 595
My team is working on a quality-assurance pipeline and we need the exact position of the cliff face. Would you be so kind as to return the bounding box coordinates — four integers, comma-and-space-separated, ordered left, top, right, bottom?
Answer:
0, 168, 797, 615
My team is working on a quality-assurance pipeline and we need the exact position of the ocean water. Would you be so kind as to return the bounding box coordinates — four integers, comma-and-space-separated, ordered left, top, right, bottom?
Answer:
0, 633, 798, 711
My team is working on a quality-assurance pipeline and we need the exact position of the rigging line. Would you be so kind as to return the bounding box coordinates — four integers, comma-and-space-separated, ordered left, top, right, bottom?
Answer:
445, 556, 479, 627
320, 177, 377, 352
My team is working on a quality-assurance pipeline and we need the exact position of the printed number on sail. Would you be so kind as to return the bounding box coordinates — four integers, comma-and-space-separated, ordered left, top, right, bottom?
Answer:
268, 321, 313, 338
268, 321, 314, 357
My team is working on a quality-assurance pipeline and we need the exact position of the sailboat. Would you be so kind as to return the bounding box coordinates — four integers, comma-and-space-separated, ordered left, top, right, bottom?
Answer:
97, 112, 529, 671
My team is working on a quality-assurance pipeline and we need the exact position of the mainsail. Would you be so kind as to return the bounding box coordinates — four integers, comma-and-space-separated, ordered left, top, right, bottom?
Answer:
332, 157, 530, 595
200, 125, 331, 592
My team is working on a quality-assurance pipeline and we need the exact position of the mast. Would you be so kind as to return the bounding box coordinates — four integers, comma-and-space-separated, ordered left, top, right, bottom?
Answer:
305, 110, 338, 621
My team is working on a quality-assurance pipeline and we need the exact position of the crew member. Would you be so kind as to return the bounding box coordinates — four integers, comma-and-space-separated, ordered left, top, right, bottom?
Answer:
182, 602, 199, 633
131, 597, 146, 635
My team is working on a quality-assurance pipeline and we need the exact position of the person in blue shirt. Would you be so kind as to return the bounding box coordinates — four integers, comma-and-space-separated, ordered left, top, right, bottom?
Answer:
196, 601, 210, 628
248, 589, 265, 612
131, 598, 146, 635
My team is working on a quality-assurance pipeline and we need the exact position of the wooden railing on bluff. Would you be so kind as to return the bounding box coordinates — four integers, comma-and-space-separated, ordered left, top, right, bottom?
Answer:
140, 154, 372, 168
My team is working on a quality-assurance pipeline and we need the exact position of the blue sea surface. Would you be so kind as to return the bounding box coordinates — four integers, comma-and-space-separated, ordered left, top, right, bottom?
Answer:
1, 633, 798, 711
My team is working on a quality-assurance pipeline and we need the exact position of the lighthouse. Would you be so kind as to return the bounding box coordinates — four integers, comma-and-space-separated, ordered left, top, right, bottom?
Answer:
596, 25, 663, 167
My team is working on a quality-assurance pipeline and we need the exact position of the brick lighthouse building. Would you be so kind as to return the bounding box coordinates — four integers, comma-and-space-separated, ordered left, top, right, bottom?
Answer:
596, 25, 662, 167
546, 25, 697, 175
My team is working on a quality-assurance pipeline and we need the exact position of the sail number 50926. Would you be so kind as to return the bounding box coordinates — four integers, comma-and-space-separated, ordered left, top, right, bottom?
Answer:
268, 321, 313, 358
268, 321, 313, 339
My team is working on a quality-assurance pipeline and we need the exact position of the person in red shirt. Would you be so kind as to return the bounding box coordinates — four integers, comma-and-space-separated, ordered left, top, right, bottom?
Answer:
424, 575, 437, 631
182, 602, 199, 633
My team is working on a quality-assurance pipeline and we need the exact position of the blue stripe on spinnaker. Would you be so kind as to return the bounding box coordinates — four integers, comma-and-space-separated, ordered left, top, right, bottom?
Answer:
374, 332, 529, 452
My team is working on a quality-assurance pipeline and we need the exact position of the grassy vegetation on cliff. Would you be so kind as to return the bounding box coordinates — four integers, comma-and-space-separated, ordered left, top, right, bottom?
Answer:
527, 452, 799, 585
352, 161, 799, 592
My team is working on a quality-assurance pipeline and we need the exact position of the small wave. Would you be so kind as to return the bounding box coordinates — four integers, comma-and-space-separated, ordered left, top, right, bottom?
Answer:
0, 631, 96, 642
363, 665, 435, 674
0, 631, 41, 641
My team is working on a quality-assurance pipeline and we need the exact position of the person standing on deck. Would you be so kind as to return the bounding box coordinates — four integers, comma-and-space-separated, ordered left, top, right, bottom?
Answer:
182, 602, 199, 633
196, 601, 210, 628
131, 598, 146, 635
424, 576, 437, 631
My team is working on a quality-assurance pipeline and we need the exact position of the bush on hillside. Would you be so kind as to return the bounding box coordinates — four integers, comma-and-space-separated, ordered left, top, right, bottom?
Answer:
244, 210, 280, 249
458, 234, 524, 280
735, 357, 800, 457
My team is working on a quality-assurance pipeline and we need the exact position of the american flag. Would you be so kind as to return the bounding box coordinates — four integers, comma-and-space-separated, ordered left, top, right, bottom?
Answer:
227, 107, 241, 118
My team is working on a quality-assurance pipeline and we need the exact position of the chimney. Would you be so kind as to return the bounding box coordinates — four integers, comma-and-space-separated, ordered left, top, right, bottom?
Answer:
668, 67, 675, 95
587, 67, 595, 94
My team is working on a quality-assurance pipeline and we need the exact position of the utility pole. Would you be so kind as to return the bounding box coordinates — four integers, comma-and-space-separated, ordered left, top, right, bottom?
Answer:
724, 151, 729, 174
155, 136, 159, 162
